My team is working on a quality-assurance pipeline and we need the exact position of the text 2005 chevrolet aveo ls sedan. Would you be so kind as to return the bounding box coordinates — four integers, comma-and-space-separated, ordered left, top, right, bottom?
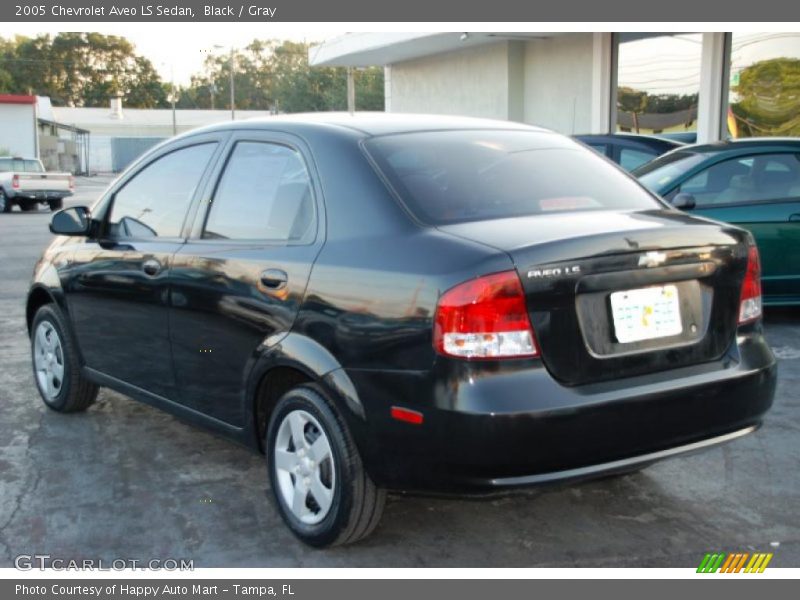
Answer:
27, 114, 776, 546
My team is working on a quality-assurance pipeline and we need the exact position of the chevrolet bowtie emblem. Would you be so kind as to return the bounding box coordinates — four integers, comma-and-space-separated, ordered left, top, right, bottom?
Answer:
638, 251, 667, 268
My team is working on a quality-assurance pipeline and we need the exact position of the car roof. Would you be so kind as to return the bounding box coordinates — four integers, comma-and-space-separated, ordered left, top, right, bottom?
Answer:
680, 138, 800, 154
575, 132, 682, 144
191, 112, 550, 138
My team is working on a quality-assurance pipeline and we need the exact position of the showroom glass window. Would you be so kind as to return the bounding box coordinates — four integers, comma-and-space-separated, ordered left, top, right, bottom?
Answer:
728, 33, 800, 139
203, 142, 315, 242
616, 34, 702, 138
107, 143, 217, 239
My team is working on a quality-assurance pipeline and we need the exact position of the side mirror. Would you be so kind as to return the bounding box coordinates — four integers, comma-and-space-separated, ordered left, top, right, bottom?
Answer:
672, 192, 696, 210
50, 206, 92, 236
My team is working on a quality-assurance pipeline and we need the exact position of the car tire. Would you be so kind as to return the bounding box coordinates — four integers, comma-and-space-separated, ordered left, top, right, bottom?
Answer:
266, 384, 386, 547
0, 189, 11, 213
48, 199, 63, 211
20, 202, 38, 212
31, 304, 98, 412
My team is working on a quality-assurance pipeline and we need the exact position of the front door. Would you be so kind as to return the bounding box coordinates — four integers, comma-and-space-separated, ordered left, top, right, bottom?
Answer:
66, 141, 220, 398
677, 152, 800, 303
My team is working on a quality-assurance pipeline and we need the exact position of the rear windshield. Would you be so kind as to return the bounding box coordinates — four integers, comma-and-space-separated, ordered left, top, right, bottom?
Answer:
364, 130, 662, 225
633, 151, 707, 193
0, 158, 44, 173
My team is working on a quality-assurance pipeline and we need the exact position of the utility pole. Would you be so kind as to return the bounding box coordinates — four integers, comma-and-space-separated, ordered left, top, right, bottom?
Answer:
171, 65, 177, 135
346, 67, 355, 115
229, 47, 235, 120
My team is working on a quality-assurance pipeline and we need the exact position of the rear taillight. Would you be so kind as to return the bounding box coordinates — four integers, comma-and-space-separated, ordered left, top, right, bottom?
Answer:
434, 270, 538, 359
738, 245, 762, 325
11, 174, 19, 189
69, 175, 75, 191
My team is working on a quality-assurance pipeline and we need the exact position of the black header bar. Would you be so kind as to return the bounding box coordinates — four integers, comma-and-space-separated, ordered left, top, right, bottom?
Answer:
4, 0, 800, 22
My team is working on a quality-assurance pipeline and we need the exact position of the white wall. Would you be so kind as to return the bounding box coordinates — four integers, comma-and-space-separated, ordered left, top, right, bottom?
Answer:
386, 34, 598, 135
88, 136, 113, 173
522, 34, 595, 134
388, 42, 513, 119
0, 104, 37, 157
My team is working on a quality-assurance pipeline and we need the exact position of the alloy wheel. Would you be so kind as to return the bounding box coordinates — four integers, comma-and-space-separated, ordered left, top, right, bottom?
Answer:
33, 321, 65, 400
273, 409, 335, 525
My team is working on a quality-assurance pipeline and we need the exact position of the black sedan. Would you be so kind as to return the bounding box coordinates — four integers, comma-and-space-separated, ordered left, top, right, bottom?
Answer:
634, 138, 800, 306
574, 132, 684, 171
28, 114, 775, 546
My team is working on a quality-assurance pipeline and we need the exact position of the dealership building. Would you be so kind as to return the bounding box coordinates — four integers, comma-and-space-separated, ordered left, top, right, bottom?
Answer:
309, 32, 800, 143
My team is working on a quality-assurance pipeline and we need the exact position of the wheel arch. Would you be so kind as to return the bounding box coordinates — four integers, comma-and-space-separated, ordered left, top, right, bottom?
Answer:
26, 284, 60, 335
246, 332, 365, 453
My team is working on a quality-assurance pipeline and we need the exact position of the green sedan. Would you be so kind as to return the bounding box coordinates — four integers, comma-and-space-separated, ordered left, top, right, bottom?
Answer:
634, 139, 800, 306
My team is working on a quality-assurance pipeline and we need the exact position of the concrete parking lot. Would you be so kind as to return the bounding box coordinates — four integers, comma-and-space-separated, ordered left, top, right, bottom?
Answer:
1, 176, 798, 568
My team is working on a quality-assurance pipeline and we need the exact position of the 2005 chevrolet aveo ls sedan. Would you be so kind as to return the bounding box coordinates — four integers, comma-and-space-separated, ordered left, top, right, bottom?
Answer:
27, 114, 776, 546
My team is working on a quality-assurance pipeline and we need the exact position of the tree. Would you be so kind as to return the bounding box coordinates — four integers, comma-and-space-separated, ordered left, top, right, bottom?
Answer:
0, 33, 168, 108
617, 86, 649, 133
646, 93, 698, 114
182, 39, 384, 113
731, 57, 800, 137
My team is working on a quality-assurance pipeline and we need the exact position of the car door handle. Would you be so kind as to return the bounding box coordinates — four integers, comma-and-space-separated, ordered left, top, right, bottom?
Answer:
142, 258, 162, 277
259, 269, 288, 290
790, 213, 800, 222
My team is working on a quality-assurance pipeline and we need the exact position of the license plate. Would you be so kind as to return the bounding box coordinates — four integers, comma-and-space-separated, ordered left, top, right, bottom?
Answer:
610, 285, 682, 343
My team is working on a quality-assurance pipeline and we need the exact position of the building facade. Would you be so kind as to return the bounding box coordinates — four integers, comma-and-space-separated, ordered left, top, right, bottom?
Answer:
0, 95, 38, 158
310, 32, 800, 143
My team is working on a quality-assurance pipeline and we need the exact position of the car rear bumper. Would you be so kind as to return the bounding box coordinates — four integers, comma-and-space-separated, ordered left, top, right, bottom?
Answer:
477, 424, 758, 489
12, 191, 72, 200
348, 329, 777, 493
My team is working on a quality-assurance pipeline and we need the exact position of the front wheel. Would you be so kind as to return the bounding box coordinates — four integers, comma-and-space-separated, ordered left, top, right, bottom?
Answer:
31, 304, 98, 412
266, 385, 385, 547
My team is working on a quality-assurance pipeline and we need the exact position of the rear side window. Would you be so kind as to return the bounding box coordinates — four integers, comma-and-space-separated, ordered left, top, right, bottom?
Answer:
107, 143, 216, 239
364, 130, 661, 225
203, 142, 314, 242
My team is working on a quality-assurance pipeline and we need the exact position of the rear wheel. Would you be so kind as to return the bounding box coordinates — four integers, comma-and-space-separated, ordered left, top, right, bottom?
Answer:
48, 198, 63, 211
266, 385, 385, 547
0, 189, 11, 213
31, 304, 98, 412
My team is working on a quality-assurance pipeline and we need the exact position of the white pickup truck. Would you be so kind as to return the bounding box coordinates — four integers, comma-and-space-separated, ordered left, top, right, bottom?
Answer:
0, 157, 74, 213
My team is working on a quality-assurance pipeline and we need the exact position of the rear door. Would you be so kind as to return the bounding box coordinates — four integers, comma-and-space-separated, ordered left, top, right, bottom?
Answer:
168, 131, 324, 426
67, 137, 221, 399
676, 152, 800, 302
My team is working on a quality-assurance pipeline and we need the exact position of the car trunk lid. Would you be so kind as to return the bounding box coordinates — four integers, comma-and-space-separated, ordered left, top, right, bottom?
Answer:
438, 209, 751, 385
